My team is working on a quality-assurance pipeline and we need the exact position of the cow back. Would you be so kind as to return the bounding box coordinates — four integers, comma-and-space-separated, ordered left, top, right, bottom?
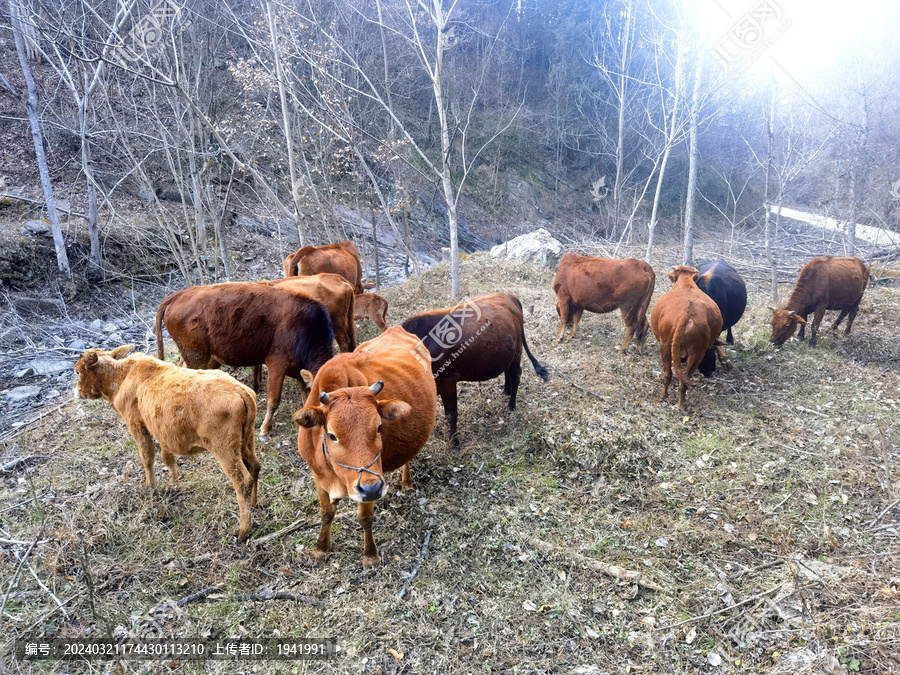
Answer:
696, 260, 747, 331
787, 256, 868, 314
554, 254, 654, 312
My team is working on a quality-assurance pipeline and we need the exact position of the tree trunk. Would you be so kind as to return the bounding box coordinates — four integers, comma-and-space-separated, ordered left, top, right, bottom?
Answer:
612, 0, 633, 237
763, 83, 778, 302
11, 0, 70, 277
845, 64, 869, 257
682, 51, 703, 266
79, 94, 101, 273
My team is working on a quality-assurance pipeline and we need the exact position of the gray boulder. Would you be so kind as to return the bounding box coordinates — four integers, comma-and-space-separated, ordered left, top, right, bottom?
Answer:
490, 228, 563, 268
5, 386, 42, 402
21, 220, 53, 238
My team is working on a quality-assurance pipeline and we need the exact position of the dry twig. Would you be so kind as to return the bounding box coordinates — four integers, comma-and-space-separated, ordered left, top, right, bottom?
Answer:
399, 517, 434, 599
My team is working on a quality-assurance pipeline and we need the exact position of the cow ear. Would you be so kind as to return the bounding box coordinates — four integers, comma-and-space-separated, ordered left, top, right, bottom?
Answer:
377, 399, 411, 421
110, 345, 134, 360
767, 306, 777, 313
293, 406, 326, 429
81, 351, 99, 367
667, 270, 677, 283
300, 369, 315, 389
792, 313, 807, 324
692, 272, 699, 282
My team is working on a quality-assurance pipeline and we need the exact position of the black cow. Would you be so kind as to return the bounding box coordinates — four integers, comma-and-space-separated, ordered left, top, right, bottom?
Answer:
695, 260, 747, 377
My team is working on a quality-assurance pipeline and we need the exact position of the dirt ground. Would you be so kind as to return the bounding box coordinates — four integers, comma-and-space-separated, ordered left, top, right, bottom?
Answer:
2, 244, 900, 674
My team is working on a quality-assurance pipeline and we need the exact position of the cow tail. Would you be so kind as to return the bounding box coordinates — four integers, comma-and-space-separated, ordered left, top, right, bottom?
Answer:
671, 321, 692, 387
241, 391, 257, 458
155, 299, 169, 361
510, 297, 549, 382
633, 270, 656, 345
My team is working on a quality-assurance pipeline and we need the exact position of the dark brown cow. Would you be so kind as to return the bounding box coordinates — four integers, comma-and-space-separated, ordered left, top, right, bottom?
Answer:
354, 293, 389, 333
74, 346, 260, 541
650, 266, 724, 410
769, 256, 869, 348
293, 326, 437, 568
402, 293, 549, 448
283, 240, 365, 293
553, 254, 656, 351
156, 282, 334, 437
260, 274, 356, 352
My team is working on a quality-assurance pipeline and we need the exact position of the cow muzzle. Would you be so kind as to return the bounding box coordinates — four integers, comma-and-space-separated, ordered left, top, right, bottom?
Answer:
322, 434, 385, 503
355, 477, 386, 502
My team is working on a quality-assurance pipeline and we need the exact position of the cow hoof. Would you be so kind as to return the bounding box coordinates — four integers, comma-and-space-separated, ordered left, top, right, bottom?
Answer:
257, 433, 269, 443
362, 555, 382, 569
307, 550, 329, 567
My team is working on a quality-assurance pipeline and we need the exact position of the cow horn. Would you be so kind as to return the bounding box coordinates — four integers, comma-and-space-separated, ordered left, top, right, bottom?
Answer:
319, 391, 331, 404
370, 380, 384, 395
767, 306, 777, 312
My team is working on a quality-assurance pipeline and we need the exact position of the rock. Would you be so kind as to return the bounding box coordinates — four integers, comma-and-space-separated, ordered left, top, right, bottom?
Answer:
102, 323, 119, 333
707, 652, 723, 667
21, 219, 53, 238
69, 339, 87, 351
490, 228, 562, 268
5, 386, 42, 402
441, 247, 451, 263
89, 319, 104, 332
107, 333, 123, 343
27, 359, 74, 375
15, 368, 35, 378
9, 294, 66, 315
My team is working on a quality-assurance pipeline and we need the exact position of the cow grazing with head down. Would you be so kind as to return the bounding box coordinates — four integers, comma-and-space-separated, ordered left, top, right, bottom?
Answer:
156, 282, 334, 437
552, 254, 655, 351
770, 256, 869, 348
650, 266, 724, 410
695, 260, 747, 377
354, 293, 389, 333
293, 326, 437, 568
283, 240, 365, 294
402, 293, 549, 449
74, 346, 260, 542
260, 274, 357, 352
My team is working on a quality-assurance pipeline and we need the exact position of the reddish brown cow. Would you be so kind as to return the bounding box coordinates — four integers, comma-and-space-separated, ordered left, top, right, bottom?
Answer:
769, 256, 869, 348
293, 326, 437, 568
260, 274, 357, 352
283, 240, 365, 293
156, 282, 334, 437
402, 293, 549, 448
553, 254, 655, 351
74, 346, 260, 541
650, 266, 724, 410
354, 293, 389, 333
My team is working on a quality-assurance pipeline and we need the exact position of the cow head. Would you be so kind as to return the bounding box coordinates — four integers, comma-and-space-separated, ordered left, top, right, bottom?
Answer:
668, 266, 699, 285
768, 308, 806, 346
293, 381, 411, 503
73, 345, 134, 399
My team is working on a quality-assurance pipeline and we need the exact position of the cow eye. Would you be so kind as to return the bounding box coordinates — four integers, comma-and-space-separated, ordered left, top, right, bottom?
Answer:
377, 423, 383, 434
327, 432, 338, 442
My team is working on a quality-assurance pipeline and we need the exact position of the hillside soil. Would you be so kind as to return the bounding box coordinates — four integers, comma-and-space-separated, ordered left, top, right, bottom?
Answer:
1, 235, 900, 674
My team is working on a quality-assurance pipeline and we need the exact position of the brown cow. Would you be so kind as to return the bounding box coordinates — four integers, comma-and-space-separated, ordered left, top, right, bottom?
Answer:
293, 326, 437, 568
402, 293, 549, 448
769, 256, 869, 348
260, 274, 357, 352
74, 346, 260, 541
650, 266, 724, 410
156, 282, 334, 437
553, 254, 656, 351
354, 293, 389, 333
283, 240, 365, 293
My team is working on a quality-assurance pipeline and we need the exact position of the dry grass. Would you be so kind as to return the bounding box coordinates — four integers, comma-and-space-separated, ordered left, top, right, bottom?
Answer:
2, 250, 900, 674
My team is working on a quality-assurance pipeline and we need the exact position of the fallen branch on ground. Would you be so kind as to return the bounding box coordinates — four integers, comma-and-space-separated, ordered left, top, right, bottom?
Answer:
399, 517, 434, 600
253, 519, 314, 545
147, 584, 324, 616
525, 537, 669, 594
659, 583, 786, 631
1, 456, 51, 473
546, 365, 605, 401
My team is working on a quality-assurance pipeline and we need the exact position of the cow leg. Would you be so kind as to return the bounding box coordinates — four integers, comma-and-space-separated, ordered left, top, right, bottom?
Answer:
620, 316, 634, 354
311, 484, 337, 564
832, 309, 850, 332
211, 448, 255, 542
375, 315, 389, 333
556, 300, 569, 341
259, 361, 287, 437
726, 327, 734, 345
160, 447, 179, 484
241, 444, 261, 508
401, 462, 413, 492
716, 345, 732, 372
504, 359, 522, 410
358, 501, 381, 569
677, 381, 688, 411
251, 365, 263, 393
437, 383, 460, 450
809, 305, 827, 348
844, 306, 860, 335
568, 308, 584, 339
659, 343, 672, 402
128, 423, 157, 487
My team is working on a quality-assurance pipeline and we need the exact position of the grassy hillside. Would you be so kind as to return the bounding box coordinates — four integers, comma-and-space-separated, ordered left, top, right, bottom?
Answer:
2, 252, 899, 674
